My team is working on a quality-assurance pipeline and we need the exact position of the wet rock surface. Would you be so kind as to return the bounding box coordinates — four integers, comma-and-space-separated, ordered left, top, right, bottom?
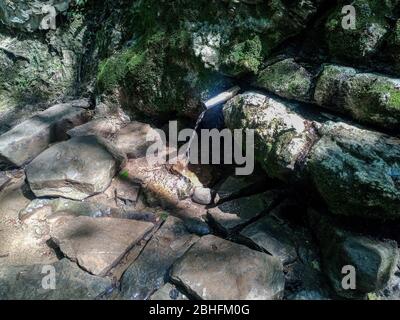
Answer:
314, 65, 400, 130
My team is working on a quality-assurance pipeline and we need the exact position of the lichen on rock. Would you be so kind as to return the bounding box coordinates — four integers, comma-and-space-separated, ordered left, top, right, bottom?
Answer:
256, 58, 313, 102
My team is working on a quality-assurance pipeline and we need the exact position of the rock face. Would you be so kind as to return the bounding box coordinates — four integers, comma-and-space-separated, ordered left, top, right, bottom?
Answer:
50, 216, 154, 276
170, 235, 285, 300
0, 13, 88, 126
0, 259, 111, 300
0, 1, 71, 32
309, 210, 399, 298
96, 0, 326, 118
207, 191, 280, 234
224, 92, 400, 219
19, 197, 115, 222
0, 100, 89, 167
314, 65, 400, 130
120, 216, 198, 300
26, 136, 121, 200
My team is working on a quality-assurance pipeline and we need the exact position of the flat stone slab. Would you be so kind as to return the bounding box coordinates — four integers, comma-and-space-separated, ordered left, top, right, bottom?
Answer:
170, 235, 285, 300
50, 216, 154, 276
67, 117, 125, 139
114, 121, 162, 159
0, 100, 89, 167
0, 259, 112, 300
19, 197, 114, 221
120, 216, 198, 300
150, 283, 188, 300
207, 191, 280, 234
240, 215, 297, 265
26, 136, 119, 200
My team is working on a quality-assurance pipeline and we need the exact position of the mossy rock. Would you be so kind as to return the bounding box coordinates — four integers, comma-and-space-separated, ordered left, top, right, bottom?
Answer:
256, 58, 313, 102
314, 64, 357, 112
344, 74, 400, 128
307, 121, 400, 220
314, 65, 400, 131
325, 0, 397, 62
220, 36, 263, 76
308, 209, 399, 299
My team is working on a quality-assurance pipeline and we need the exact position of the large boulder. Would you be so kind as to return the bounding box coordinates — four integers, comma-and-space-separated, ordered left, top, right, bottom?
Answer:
26, 135, 123, 200
314, 65, 400, 131
170, 235, 285, 300
324, 0, 398, 62
309, 210, 399, 298
223, 91, 321, 182
50, 216, 154, 276
307, 121, 400, 219
0, 100, 89, 167
224, 92, 400, 219
256, 58, 313, 102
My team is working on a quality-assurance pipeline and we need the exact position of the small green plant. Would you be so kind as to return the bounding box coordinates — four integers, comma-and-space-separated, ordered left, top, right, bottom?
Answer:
119, 170, 129, 180
160, 212, 169, 221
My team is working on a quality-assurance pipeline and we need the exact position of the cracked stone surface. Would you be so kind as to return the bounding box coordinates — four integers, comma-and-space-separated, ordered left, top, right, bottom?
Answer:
120, 216, 198, 300
50, 216, 154, 276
